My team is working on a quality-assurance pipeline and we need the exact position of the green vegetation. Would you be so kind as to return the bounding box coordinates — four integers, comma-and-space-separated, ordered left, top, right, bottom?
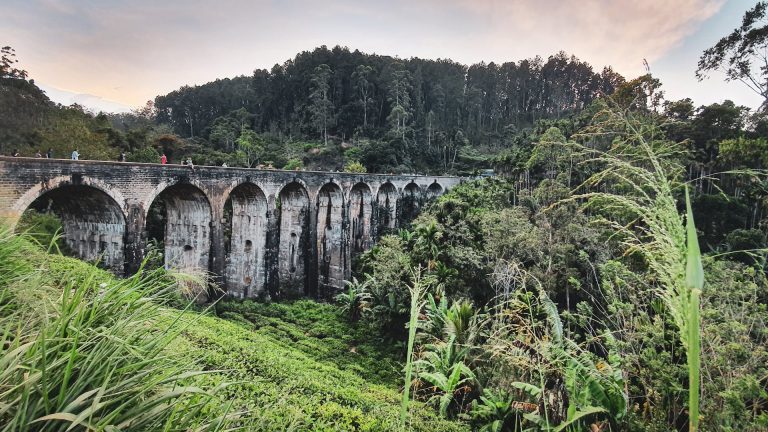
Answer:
0, 225, 465, 431
348, 99, 767, 430
0, 226, 239, 431
2, 6, 768, 430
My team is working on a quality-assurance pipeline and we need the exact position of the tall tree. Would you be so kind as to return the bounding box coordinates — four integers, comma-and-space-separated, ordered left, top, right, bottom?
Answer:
697, 2, 768, 110
352, 65, 374, 129
1, 46, 27, 79
309, 64, 334, 145
386, 64, 412, 141
235, 127, 264, 167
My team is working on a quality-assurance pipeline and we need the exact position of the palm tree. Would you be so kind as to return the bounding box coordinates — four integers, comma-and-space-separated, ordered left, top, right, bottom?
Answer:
414, 335, 475, 418
335, 276, 372, 322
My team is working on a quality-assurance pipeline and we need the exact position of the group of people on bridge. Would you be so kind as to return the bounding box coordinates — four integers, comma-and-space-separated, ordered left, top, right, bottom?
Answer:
10, 148, 56, 159
6, 148, 289, 172
8, 148, 196, 168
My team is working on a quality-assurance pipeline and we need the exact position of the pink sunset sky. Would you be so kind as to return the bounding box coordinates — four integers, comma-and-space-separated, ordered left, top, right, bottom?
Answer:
2, 0, 763, 113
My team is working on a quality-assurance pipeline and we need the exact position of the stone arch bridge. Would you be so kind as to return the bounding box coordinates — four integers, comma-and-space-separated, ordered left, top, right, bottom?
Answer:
0, 157, 461, 299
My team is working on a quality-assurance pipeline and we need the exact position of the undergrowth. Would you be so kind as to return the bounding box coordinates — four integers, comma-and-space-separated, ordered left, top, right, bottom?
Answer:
0, 224, 465, 431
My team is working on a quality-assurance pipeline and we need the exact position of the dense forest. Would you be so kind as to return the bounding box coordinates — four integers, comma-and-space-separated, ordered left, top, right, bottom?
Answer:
2, 2, 768, 430
2, 44, 625, 173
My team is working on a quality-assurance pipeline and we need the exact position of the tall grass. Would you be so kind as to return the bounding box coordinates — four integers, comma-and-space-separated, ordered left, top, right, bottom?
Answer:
0, 224, 239, 431
569, 101, 703, 431
684, 189, 703, 432
400, 267, 431, 429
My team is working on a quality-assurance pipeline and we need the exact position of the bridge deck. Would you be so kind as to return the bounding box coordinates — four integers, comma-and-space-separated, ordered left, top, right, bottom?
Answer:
0, 156, 462, 300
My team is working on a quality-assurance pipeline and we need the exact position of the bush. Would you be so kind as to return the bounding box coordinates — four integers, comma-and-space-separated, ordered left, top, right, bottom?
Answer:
283, 158, 304, 170
344, 161, 367, 173
127, 145, 160, 163
0, 227, 239, 431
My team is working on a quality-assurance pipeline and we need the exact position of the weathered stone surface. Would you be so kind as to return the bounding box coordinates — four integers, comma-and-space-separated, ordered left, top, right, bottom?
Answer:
376, 182, 398, 233
27, 184, 125, 273
316, 182, 344, 298
349, 182, 372, 263
225, 183, 267, 299
399, 182, 423, 226
277, 182, 311, 297
159, 184, 211, 274
0, 157, 462, 298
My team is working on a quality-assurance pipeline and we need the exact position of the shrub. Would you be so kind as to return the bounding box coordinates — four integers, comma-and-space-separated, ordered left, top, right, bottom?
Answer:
283, 158, 304, 170
127, 145, 160, 163
344, 161, 367, 173
0, 227, 239, 431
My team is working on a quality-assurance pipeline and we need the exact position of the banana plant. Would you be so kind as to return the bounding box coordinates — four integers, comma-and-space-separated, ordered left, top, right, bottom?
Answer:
414, 335, 475, 418
335, 276, 372, 322
418, 360, 476, 418
470, 389, 521, 432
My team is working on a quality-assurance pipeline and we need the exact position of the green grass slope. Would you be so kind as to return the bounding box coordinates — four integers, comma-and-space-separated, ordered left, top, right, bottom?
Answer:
0, 226, 466, 431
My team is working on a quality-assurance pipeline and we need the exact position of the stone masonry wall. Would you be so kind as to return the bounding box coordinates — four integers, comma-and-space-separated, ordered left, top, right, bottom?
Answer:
0, 157, 463, 298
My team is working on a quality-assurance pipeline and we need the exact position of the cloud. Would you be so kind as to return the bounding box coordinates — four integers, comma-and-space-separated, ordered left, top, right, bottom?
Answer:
37, 84, 134, 113
4, 0, 729, 109
442, 0, 725, 75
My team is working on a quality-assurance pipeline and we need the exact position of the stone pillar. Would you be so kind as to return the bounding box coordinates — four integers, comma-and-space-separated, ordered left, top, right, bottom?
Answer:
308, 190, 319, 298
124, 202, 146, 275
341, 192, 351, 285
209, 202, 226, 295
265, 194, 280, 300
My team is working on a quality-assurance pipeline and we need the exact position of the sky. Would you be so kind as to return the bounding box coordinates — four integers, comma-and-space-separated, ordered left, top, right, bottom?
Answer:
2, 0, 764, 113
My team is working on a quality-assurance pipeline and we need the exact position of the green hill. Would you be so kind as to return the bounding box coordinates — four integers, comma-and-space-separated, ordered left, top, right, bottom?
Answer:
0, 225, 465, 431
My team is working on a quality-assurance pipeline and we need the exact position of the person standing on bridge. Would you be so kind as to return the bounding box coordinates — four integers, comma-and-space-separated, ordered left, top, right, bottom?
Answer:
46, 148, 53, 159
160, 153, 167, 165
71, 149, 79, 160
118, 151, 127, 162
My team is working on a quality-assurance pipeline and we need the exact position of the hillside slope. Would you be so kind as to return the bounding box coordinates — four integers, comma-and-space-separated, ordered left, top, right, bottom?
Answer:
0, 226, 465, 431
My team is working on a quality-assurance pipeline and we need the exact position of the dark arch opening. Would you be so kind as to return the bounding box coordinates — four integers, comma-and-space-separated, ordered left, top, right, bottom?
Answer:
21, 184, 126, 274
349, 182, 372, 260
427, 182, 444, 200
399, 182, 422, 226
316, 182, 344, 296
376, 182, 397, 236
223, 183, 267, 299
277, 182, 310, 298
145, 183, 211, 276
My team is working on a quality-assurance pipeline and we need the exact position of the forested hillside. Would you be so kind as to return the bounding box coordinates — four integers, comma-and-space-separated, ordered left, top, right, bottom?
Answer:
3, 45, 625, 173
2, 5, 768, 428
156, 47, 622, 139
2, 44, 765, 179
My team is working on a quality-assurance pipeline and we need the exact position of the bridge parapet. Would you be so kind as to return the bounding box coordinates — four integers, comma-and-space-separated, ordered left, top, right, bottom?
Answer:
0, 157, 462, 299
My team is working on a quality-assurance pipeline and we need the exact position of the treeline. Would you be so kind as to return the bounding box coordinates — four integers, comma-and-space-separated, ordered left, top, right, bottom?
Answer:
153, 46, 624, 170
3, 44, 766, 180
155, 45, 623, 142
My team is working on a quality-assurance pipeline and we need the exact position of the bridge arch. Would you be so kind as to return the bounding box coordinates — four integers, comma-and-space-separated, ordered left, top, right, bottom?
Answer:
224, 182, 268, 298
21, 180, 126, 274
316, 181, 345, 297
376, 181, 398, 234
427, 181, 444, 200
349, 182, 373, 260
400, 182, 423, 225
13, 175, 127, 217
277, 181, 310, 297
145, 183, 212, 277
